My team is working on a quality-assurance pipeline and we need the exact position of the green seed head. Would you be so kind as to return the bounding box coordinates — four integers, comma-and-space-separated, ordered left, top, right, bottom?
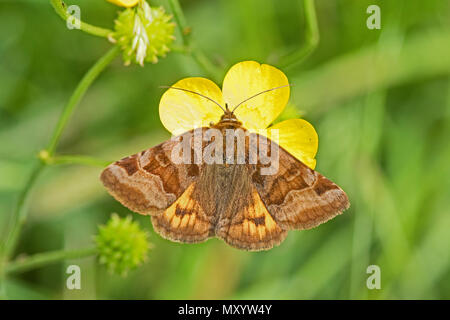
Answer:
96, 214, 150, 276
111, 1, 175, 66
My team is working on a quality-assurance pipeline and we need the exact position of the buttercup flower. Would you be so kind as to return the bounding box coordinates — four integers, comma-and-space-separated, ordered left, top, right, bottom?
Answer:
159, 61, 318, 169
107, 0, 139, 8
111, 0, 175, 66
96, 214, 150, 276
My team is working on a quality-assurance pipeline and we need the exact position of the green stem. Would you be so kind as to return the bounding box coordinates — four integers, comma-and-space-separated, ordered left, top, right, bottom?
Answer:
5, 46, 119, 254
50, 0, 113, 38
0, 161, 44, 298
191, 48, 222, 82
0, 46, 119, 297
167, 0, 222, 81
167, 0, 189, 47
46, 46, 120, 155
6, 247, 97, 275
1, 162, 45, 263
170, 44, 190, 54
50, 155, 111, 167
279, 0, 319, 70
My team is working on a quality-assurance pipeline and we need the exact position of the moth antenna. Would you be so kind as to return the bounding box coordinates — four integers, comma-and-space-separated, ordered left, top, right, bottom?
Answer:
159, 86, 226, 112
231, 84, 292, 113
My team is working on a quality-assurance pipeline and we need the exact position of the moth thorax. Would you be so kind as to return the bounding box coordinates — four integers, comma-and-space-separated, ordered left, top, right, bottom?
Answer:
216, 111, 242, 129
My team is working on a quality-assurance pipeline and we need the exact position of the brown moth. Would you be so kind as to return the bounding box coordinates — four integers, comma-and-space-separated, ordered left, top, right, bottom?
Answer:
100, 88, 350, 251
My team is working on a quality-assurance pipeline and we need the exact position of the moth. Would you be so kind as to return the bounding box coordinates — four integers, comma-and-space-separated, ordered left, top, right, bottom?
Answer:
101, 61, 349, 251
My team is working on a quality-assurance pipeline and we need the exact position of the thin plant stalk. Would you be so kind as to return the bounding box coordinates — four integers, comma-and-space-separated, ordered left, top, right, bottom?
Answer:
279, 0, 319, 70
50, 0, 113, 38
167, 0, 222, 81
0, 46, 120, 296
49, 155, 112, 167
46, 46, 120, 155
6, 247, 98, 275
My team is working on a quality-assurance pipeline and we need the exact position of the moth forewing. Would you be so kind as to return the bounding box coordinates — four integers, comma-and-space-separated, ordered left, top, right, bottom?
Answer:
254, 131, 280, 176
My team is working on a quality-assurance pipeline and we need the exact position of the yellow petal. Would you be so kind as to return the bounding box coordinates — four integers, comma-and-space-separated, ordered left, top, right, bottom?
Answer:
107, 0, 139, 8
262, 119, 318, 169
222, 61, 290, 130
159, 77, 225, 135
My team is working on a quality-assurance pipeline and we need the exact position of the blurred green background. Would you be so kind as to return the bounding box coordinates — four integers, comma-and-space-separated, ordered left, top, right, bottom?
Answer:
0, 0, 449, 299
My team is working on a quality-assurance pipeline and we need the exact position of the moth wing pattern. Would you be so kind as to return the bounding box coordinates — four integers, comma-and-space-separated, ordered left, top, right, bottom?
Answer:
150, 181, 216, 243
101, 128, 218, 243
100, 128, 204, 216
214, 164, 287, 251
248, 132, 350, 231
101, 127, 350, 251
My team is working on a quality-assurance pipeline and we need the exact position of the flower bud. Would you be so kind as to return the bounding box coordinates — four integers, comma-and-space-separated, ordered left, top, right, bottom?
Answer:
96, 214, 151, 276
111, 1, 175, 66
107, 0, 140, 8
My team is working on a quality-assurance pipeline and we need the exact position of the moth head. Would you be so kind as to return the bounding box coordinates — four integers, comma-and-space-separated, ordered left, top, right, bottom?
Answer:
218, 104, 240, 124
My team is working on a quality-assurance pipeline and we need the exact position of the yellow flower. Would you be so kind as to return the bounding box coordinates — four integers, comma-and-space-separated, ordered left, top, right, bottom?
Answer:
107, 0, 139, 8
159, 61, 318, 169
